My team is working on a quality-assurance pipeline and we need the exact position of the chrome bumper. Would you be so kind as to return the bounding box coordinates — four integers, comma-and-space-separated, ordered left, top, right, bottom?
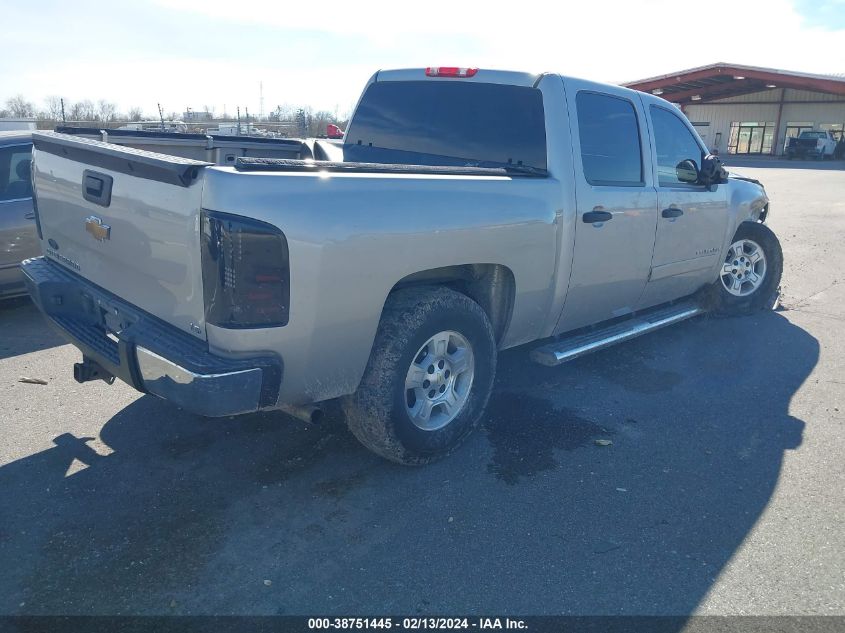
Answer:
136, 346, 266, 417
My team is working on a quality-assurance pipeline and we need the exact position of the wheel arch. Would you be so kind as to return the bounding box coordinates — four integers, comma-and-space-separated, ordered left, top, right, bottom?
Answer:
389, 263, 516, 346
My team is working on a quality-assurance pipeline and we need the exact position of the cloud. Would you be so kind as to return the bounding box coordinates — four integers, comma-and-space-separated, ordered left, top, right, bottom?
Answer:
3, 0, 844, 117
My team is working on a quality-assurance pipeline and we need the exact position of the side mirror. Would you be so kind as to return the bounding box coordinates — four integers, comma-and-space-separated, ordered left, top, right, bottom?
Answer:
675, 159, 699, 184
699, 154, 729, 188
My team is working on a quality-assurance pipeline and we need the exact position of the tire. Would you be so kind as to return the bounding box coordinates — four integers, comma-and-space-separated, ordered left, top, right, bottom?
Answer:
708, 222, 783, 317
342, 286, 497, 465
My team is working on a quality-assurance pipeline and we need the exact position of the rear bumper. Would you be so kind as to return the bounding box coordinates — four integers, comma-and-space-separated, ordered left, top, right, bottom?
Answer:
22, 256, 282, 417
787, 146, 823, 158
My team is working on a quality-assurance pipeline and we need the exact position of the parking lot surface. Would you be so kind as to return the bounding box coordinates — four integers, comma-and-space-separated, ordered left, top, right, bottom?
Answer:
1, 161, 843, 616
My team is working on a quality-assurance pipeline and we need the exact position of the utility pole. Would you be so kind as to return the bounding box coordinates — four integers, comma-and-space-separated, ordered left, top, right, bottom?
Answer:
60, 98, 66, 124
157, 103, 165, 130
236, 106, 241, 135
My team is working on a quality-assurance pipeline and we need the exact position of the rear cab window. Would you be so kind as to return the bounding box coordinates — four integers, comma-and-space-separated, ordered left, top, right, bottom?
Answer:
344, 81, 547, 172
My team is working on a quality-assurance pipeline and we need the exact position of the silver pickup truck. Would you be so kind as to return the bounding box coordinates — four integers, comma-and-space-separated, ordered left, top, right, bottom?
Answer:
23, 67, 781, 464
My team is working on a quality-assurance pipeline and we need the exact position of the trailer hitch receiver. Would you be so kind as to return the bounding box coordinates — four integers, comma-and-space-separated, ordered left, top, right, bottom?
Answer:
73, 357, 116, 385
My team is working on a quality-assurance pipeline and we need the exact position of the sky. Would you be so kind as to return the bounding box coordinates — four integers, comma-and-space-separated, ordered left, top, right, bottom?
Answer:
2, 0, 844, 119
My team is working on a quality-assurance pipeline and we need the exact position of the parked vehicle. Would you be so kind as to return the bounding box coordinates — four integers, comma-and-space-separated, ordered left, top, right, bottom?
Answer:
117, 120, 188, 133
23, 67, 781, 464
0, 131, 38, 299
0, 119, 37, 132
784, 130, 837, 160
53, 125, 337, 164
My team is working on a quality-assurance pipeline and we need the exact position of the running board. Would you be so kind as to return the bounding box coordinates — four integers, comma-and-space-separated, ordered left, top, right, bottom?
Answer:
530, 302, 705, 367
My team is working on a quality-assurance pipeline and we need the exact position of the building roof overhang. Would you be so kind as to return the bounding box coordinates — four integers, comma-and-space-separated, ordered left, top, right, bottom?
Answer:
623, 62, 845, 105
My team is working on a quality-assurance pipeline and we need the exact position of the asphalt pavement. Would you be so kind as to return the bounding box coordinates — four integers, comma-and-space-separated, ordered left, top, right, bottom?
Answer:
0, 160, 843, 617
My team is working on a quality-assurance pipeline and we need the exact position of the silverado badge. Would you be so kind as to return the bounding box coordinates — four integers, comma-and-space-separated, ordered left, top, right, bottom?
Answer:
84, 216, 111, 241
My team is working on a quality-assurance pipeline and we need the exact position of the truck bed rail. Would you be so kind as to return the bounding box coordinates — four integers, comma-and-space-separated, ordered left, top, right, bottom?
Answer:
234, 157, 549, 178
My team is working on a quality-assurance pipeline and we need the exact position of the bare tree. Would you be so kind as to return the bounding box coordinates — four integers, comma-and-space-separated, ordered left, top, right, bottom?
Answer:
5, 95, 36, 118
309, 110, 337, 137
97, 99, 117, 122
43, 95, 64, 121
69, 100, 96, 122
127, 106, 144, 122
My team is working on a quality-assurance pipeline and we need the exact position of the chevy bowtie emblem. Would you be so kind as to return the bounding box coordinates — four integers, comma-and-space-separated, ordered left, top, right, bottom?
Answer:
84, 216, 111, 241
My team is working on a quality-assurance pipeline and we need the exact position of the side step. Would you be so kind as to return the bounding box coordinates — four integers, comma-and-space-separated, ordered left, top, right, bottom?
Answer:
530, 301, 705, 367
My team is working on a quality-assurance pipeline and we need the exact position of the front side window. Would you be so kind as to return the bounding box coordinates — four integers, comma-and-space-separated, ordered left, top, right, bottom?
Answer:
0, 144, 33, 202
650, 106, 705, 186
576, 92, 643, 186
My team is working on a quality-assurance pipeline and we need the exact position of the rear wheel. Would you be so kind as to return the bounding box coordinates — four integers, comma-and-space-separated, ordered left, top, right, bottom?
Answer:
710, 222, 783, 316
343, 286, 496, 465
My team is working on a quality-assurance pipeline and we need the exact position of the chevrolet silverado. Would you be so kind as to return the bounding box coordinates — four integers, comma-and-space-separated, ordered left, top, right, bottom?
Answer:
23, 67, 781, 464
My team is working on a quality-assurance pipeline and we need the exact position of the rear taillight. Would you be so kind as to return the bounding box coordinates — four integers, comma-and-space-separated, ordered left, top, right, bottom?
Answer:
201, 210, 290, 328
425, 67, 478, 78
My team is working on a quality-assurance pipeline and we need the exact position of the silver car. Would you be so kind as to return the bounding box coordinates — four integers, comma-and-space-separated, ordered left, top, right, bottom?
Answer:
0, 131, 37, 299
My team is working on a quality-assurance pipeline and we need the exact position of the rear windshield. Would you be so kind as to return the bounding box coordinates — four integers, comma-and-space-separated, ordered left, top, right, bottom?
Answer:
344, 80, 547, 171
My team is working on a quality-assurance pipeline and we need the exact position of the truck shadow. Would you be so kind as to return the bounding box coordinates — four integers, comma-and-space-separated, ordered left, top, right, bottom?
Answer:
0, 311, 817, 619
0, 297, 66, 360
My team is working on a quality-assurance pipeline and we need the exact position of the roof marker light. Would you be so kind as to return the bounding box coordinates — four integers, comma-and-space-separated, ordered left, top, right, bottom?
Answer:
733, 75, 745, 80
766, 84, 777, 88
691, 95, 702, 100
425, 67, 478, 78
652, 89, 664, 95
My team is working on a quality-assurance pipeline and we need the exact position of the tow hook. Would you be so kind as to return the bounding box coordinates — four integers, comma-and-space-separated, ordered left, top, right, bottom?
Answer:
73, 357, 116, 385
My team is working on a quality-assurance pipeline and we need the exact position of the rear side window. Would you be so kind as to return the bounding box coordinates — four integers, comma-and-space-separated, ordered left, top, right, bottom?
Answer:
576, 92, 643, 186
344, 81, 547, 171
0, 144, 33, 202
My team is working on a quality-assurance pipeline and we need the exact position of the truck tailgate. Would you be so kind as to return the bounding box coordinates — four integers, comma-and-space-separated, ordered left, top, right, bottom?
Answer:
31, 131, 211, 340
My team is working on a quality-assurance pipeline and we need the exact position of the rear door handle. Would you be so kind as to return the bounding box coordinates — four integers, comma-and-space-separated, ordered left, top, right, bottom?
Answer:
662, 207, 684, 219
582, 210, 613, 223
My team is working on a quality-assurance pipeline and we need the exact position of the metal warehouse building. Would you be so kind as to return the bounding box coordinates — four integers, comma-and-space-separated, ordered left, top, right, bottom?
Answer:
624, 63, 845, 157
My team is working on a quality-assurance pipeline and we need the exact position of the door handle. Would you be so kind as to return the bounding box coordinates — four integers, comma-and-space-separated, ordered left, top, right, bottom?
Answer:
582, 210, 613, 223
24, 212, 36, 220
82, 170, 113, 207
662, 207, 683, 219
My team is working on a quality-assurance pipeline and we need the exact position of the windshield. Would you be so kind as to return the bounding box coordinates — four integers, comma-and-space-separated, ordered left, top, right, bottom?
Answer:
344, 80, 547, 171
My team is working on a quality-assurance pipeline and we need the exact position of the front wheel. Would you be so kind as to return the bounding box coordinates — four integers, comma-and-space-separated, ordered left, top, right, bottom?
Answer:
343, 286, 497, 465
709, 222, 783, 316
